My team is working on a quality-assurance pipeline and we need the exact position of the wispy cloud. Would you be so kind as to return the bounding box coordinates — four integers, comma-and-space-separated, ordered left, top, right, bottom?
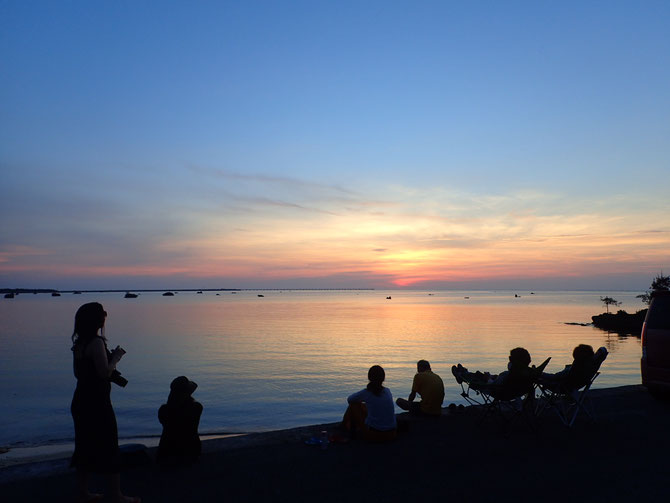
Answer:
187, 164, 354, 195
0, 245, 50, 263
2, 163, 669, 289
215, 190, 339, 215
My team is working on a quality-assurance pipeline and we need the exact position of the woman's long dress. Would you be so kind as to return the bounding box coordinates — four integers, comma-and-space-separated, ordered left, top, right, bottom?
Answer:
70, 336, 121, 473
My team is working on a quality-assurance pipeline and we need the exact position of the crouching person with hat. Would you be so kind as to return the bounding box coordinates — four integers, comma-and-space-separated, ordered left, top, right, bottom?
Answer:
157, 376, 203, 467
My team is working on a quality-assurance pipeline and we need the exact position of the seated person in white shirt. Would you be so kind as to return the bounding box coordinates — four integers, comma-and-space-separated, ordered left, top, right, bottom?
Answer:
342, 365, 397, 442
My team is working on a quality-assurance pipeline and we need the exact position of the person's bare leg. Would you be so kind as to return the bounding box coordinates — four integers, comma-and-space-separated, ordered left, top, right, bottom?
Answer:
76, 469, 102, 502
76, 469, 88, 501
395, 397, 411, 410
342, 402, 367, 437
105, 473, 140, 503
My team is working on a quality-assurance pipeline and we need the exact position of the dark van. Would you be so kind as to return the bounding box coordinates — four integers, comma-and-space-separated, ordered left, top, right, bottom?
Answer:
641, 291, 670, 393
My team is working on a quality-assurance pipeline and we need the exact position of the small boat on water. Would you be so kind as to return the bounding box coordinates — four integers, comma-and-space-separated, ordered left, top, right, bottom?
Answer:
197, 291, 203, 294
162, 292, 175, 297
386, 296, 392, 300
4, 292, 15, 299
73, 291, 82, 295
51, 292, 61, 297
124, 292, 138, 298
257, 294, 264, 297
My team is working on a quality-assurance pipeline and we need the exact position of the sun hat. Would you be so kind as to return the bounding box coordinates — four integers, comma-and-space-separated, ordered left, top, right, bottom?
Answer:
170, 376, 198, 395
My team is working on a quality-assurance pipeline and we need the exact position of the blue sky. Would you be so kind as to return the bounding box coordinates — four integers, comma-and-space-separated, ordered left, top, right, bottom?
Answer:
1, 1, 669, 290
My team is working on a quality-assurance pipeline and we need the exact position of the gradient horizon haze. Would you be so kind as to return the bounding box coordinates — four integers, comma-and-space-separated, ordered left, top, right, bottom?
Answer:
1, 1, 669, 291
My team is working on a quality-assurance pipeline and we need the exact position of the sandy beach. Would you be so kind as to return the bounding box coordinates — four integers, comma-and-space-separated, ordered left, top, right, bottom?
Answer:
1, 384, 668, 502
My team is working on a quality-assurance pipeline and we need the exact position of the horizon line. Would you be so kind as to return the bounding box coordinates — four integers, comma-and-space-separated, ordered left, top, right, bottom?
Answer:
2, 287, 648, 294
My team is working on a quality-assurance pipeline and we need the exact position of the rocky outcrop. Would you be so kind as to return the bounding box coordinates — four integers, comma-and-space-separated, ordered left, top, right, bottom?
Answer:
592, 309, 647, 334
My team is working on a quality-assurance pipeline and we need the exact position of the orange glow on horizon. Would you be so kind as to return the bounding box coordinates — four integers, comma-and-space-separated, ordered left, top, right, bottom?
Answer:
2, 191, 668, 287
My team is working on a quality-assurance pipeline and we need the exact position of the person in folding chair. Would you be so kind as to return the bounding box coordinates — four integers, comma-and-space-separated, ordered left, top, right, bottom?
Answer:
536, 345, 608, 427
452, 347, 534, 394
539, 344, 598, 392
451, 347, 548, 429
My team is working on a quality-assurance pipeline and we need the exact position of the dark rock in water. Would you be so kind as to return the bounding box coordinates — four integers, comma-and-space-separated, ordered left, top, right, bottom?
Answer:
592, 309, 647, 334
124, 292, 138, 298
162, 292, 175, 296
4, 293, 14, 299
564, 322, 591, 326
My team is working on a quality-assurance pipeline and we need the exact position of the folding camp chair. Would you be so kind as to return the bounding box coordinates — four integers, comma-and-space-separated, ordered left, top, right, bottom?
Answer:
535, 347, 608, 427
453, 357, 551, 430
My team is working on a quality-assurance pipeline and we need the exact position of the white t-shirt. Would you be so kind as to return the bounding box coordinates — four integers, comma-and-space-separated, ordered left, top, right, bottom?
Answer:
347, 387, 397, 431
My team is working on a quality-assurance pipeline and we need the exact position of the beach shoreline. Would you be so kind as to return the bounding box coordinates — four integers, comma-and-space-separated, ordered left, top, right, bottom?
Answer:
1, 290, 646, 448
2, 384, 669, 502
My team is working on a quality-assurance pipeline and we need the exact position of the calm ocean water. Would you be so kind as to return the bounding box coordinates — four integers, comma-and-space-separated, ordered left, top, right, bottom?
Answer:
0, 290, 644, 448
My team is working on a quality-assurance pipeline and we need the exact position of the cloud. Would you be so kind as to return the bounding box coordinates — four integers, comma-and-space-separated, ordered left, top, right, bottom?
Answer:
187, 164, 354, 195
222, 192, 339, 215
2, 163, 669, 289
0, 245, 49, 263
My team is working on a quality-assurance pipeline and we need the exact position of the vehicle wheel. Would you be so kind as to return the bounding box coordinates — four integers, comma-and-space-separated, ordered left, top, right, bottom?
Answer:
647, 386, 670, 400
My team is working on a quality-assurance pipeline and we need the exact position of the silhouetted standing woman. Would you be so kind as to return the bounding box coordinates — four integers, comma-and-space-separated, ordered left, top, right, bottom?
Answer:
70, 302, 140, 503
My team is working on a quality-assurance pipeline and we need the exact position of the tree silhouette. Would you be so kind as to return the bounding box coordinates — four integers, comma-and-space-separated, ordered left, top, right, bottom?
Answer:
600, 296, 621, 313
637, 273, 670, 305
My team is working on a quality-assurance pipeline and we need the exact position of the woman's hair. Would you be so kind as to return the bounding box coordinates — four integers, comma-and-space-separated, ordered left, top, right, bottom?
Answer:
508, 347, 531, 371
71, 302, 106, 345
366, 365, 386, 396
572, 344, 595, 362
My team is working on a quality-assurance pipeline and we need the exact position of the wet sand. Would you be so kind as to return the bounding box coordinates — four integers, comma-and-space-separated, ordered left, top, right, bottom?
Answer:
1, 385, 668, 502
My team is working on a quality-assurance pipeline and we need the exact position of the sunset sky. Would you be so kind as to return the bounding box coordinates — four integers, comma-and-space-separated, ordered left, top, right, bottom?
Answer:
1, 1, 669, 290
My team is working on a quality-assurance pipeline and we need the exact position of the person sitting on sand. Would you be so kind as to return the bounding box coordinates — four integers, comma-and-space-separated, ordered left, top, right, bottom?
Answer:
157, 376, 203, 466
452, 347, 533, 390
540, 345, 607, 392
342, 365, 397, 442
396, 360, 445, 416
